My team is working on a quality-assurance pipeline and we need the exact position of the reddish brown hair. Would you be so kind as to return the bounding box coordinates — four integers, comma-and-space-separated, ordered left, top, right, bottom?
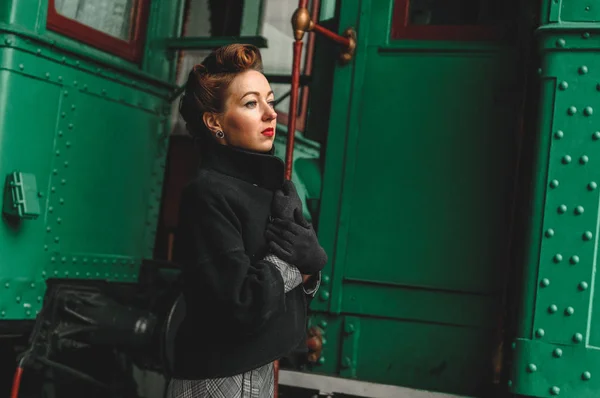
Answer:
179, 44, 263, 136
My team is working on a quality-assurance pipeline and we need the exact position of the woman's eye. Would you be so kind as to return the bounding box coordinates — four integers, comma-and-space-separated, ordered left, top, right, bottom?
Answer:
268, 100, 276, 108
245, 101, 257, 108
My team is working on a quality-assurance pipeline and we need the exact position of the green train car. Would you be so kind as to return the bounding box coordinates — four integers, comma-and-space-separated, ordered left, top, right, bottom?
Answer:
1, 0, 598, 397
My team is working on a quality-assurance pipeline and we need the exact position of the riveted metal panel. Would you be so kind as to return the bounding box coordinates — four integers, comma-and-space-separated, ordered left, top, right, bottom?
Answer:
0, 39, 169, 319
509, 11, 600, 398
561, 2, 600, 23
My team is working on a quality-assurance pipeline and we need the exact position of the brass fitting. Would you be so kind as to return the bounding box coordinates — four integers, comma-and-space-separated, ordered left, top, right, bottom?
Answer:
291, 7, 313, 41
339, 27, 357, 65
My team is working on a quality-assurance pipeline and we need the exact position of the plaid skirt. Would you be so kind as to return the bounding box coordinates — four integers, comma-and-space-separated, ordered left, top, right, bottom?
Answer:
166, 362, 274, 398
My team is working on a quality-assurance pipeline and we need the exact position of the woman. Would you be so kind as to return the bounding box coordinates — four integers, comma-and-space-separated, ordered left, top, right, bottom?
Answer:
168, 44, 328, 398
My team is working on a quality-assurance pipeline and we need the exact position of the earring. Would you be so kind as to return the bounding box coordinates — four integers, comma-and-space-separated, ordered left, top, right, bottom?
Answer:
215, 130, 224, 139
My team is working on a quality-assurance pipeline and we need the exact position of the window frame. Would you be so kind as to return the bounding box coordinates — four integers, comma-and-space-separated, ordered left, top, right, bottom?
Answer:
391, 0, 505, 41
47, 0, 150, 62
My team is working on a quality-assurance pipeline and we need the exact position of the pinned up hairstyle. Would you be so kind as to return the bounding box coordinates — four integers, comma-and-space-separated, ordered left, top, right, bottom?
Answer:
179, 44, 264, 138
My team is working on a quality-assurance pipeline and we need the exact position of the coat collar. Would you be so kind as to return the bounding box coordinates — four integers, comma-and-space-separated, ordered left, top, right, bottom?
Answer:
199, 134, 284, 191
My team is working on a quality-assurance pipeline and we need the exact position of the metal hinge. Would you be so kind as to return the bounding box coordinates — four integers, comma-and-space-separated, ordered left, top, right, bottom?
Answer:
3, 171, 40, 220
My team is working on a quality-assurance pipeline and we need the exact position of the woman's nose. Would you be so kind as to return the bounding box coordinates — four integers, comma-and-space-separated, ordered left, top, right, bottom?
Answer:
264, 106, 277, 121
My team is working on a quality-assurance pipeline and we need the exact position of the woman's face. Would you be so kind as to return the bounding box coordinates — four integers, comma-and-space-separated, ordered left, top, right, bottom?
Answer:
206, 70, 278, 152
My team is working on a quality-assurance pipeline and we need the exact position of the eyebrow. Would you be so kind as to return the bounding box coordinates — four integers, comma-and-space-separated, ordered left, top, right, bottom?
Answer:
241, 90, 274, 100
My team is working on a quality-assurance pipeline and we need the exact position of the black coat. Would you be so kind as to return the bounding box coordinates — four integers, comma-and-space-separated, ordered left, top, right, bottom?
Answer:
170, 137, 308, 379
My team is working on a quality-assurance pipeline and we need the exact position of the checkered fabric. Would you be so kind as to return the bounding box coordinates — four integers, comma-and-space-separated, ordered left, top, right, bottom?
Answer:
263, 254, 302, 293
167, 362, 274, 398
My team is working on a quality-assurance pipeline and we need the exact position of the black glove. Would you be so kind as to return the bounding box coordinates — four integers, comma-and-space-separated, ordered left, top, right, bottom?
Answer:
265, 208, 328, 275
271, 180, 310, 227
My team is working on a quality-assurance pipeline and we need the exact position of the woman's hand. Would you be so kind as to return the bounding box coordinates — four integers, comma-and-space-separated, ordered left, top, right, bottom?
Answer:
265, 209, 328, 275
271, 180, 310, 227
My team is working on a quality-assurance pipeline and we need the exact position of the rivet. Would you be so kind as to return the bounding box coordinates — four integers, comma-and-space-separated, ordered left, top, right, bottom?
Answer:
319, 291, 330, 301
575, 206, 585, 215
594, 131, 600, 140
554, 130, 564, 139
61, 257, 66, 263
56, 218, 61, 224
76, 61, 80, 66
58, 76, 63, 82
345, 323, 355, 334
580, 66, 589, 74
565, 306, 575, 316
318, 357, 326, 365
541, 278, 550, 287
49, 206, 53, 213
102, 89, 106, 95
64, 161, 69, 168
45, 72, 50, 78
51, 257, 55, 263
73, 81, 77, 86
46, 227, 51, 232
585, 107, 594, 116
586, 5, 591, 11
322, 275, 331, 285
71, 105, 76, 110
550, 179, 559, 188
580, 156, 589, 164
511, 342, 517, 350
558, 81, 568, 90
37, 296, 42, 302
36, 48, 41, 54
549, 304, 558, 313
589, 181, 598, 190
68, 123, 73, 129
579, 281, 589, 290
58, 131, 63, 137
527, 363, 537, 373
536, 329, 545, 338
52, 168, 58, 175
86, 272, 91, 277
568, 106, 577, 115
583, 371, 591, 380
61, 179, 66, 185
556, 38, 566, 47
573, 333, 583, 343
56, 150, 60, 156
319, 320, 328, 329
83, 258, 88, 263
545, 229, 555, 238
61, 57, 66, 63
4, 38, 11, 45
18, 64, 23, 70
557, 205, 567, 214
76, 272, 79, 276
43, 245, 48, 251
570, 255, 580, 264
562, 155, 572, 164
553, 348, 563, 357
54, 271, 58, 275
583, 231, 593, 240
61, 112, 65, 118
583, 32, 591, 39
59, 198, 64, 204
15, 296, 20, 303
65, 271, 69, 276
64, 90, 68, 96
4, 282, 8, 288
72, 257, 77, 263
83, 84, 88, 91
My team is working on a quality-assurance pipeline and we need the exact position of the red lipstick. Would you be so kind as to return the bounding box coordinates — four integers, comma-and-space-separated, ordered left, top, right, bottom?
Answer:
262, 127, 274, 137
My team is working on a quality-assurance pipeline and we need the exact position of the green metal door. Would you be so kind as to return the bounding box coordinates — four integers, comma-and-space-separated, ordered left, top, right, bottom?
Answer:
509, 2, 600, 397
309, 0, 521, 395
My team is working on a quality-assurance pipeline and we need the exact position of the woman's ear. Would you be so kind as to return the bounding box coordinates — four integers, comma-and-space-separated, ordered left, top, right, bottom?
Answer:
202, 112, 222, 134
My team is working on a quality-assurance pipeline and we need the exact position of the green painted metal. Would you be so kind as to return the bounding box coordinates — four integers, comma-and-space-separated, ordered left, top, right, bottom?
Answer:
509, 4, 600, 396
164, 36, 269, 50
308, 0, 520, 395
0, 1, 178, 321
3, 172, 41, 220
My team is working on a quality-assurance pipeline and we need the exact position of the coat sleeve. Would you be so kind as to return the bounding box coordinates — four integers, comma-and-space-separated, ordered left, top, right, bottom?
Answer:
173, 182, 290, 335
